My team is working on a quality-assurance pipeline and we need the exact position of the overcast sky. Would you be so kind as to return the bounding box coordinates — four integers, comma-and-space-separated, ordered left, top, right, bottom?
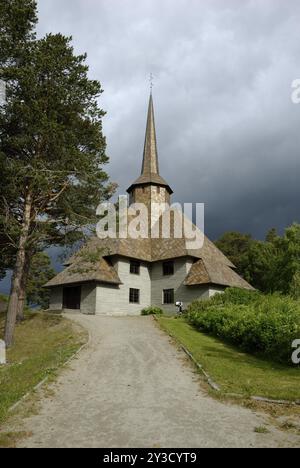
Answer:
1, 0, 300, 293
35, 0, 300, 240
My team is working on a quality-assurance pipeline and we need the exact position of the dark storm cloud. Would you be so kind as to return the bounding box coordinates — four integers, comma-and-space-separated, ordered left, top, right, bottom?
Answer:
36, 0, 300, 240
3, 0, 299, 293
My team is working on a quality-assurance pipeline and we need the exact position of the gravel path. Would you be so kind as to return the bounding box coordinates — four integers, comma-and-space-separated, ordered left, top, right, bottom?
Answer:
15, 315, 299, 448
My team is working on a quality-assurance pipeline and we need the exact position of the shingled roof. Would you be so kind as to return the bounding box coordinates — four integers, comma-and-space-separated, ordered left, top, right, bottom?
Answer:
46, 227, 252, 289
150, 208, 234, 267
184, 258, 254, 289
45, 256, 121, 288
62, 205, 234, 266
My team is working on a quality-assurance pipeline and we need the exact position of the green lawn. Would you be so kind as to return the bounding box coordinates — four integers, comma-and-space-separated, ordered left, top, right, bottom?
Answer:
157, 316, 300, 401
0, 312, 88, 425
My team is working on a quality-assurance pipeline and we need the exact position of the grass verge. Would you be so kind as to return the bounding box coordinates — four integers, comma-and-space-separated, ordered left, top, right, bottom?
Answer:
157, 316, 300, 401
0, 311, 88, 426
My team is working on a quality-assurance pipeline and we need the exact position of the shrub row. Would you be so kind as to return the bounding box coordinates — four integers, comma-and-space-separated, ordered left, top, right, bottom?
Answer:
187, 288, 300, 364
141, 306, 163, 316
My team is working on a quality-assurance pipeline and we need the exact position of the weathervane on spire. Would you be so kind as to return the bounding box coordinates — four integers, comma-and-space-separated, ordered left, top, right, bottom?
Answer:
149, 73, 154, 93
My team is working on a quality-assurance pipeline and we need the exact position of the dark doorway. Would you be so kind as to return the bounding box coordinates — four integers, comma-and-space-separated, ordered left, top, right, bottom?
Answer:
63, 286, 81, 310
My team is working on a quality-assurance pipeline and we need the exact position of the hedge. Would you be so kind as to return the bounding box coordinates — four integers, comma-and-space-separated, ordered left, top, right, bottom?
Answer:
141, 306, 163, 316
187, 288, 300, 365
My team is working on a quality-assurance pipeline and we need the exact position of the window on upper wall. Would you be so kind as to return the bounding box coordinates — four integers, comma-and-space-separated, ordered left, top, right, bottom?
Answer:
129, 288, 140, 304
163, 261, 174, 276
163, 289, 174, 305
130, 260, 141, 275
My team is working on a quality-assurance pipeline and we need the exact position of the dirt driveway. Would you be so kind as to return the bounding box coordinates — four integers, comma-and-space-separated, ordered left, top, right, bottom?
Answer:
11, 315, 300, 448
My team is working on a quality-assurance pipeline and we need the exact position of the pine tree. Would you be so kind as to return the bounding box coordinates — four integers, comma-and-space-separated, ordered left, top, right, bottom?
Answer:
215, 231, 253, 277
25, 252, 55, 310
0, 0, 38, 315
0, 0, 37, 64
1, 6, 114, 346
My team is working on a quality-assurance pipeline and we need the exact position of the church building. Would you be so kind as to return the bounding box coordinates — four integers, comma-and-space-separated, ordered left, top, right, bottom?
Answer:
45, 94, 253, 315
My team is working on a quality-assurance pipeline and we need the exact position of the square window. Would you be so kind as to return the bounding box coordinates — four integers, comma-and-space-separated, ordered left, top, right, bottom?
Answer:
163, 289, 174, 304
163, 261, 174, 276
129, 288, 140, 304
130, 260, 141, 275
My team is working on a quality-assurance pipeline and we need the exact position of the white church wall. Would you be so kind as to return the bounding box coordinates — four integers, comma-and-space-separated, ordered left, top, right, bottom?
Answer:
95, 283, 121, 315
151, 257, 209, 314
208, 285, 226, 298
81, 283, 97, 315
49, 287, 63, 311
49, 283, 97, 314
180, 284, 211, 306
48, 260, 226, 316
95, 257, 151, 315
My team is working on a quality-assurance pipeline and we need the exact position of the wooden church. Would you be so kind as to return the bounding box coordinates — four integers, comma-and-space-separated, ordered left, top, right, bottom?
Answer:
45, 94, 253, 315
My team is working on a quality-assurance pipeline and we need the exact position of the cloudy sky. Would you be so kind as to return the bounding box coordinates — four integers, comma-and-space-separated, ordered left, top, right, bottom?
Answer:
1, 0, 300, 293
35, 0, 300, 240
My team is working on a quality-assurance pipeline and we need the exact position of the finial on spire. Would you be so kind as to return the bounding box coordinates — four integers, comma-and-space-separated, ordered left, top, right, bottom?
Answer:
149, 73, 154, 93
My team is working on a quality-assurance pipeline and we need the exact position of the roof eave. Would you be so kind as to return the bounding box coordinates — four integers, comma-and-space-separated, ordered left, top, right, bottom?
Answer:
127, 181, 173, 195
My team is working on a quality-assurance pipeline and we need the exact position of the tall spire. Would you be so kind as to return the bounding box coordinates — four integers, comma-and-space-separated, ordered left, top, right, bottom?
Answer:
127, 93, 173, 195
141, 94, 159, 176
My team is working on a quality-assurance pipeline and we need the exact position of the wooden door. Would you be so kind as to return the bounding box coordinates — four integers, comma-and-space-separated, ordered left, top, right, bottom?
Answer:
63, 286, 81, 310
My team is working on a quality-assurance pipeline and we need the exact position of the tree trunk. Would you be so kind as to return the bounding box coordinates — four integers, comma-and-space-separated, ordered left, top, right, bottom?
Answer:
5, 192, 32, 347
16, 251, 31, 322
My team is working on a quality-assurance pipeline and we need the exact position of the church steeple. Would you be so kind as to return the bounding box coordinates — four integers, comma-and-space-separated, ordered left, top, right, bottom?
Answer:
127, 94, 173, 197
141, 93, 159, 176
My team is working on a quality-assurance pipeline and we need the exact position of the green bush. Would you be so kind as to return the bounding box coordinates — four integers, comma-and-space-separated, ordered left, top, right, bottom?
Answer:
290, 271, 300, 299
187, 288, 300, 365
141, 306, 164, 316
